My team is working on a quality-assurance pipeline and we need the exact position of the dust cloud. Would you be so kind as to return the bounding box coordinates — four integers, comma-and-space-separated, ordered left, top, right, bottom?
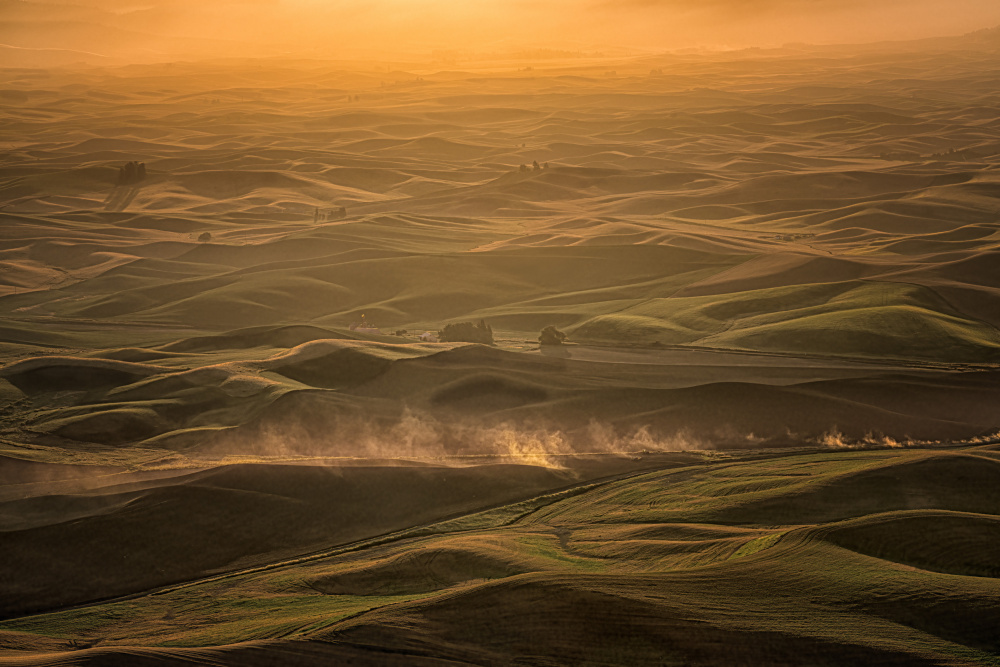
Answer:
188, 410, 722, 469
146, 414, 983, 471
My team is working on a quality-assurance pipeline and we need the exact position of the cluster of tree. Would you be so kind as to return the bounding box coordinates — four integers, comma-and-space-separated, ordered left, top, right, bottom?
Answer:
314, 207, 347, 222
117, 161, 146, 186
384, 320, 570, 348
438, 319, 494, 345
880, 147, 972, 162
539, 325, 567, 346
519, 160, 548, 173
929, 147, 970, 160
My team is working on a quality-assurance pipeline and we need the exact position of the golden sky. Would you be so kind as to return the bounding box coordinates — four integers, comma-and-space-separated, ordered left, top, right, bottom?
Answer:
9, 0, 1000, 59
166, 0, 1000, 49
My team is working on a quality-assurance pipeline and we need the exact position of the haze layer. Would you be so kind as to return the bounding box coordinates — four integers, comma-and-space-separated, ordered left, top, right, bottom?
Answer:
6, 0, 1000, 63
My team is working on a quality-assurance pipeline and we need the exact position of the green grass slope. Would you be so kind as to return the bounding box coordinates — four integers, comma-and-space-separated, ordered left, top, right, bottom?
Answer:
3, 447, 1000, 665
572, 281, 1000, 363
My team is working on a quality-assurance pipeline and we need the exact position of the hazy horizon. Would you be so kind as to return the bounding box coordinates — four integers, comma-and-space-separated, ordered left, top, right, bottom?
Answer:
5, 0, 1000, 64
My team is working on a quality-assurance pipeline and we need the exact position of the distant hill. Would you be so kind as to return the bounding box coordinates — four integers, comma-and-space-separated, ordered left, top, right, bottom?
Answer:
1, 0, 999, 69
0, 2, 265, 66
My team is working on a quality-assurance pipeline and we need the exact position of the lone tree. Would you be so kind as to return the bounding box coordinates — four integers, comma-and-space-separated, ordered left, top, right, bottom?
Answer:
198, 232, 212, 242
117, 161, 146, 186
539, 325, 567, 346
439, 319, 494, 345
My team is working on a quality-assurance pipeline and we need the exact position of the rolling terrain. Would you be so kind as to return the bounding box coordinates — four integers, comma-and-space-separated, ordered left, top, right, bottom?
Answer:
1, 27, 999, 666
2, 446, 1000, 665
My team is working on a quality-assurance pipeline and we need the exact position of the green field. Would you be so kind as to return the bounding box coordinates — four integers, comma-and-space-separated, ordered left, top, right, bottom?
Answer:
3, 445, 999, 664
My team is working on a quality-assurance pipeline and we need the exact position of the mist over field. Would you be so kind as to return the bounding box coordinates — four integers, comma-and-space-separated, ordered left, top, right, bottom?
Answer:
2, 1, 1000, 664
6, 0, 1000, 63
